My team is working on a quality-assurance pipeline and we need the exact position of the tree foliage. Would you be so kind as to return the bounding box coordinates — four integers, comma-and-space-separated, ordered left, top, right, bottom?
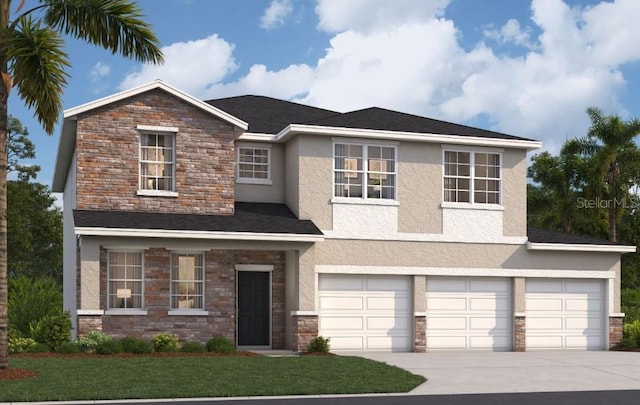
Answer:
7, 115, 39, 180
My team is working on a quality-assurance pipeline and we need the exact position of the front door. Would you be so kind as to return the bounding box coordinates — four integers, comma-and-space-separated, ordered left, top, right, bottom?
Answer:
237, 271, 270, 346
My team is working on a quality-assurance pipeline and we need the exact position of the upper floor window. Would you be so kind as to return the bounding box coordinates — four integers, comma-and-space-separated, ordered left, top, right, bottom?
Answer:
444, 150, 501, 204
140, 132, 175, 192
237, 145, 271, 184
108, 251, 143, 309
170, 253, 205, 310
334, 143, 396, 200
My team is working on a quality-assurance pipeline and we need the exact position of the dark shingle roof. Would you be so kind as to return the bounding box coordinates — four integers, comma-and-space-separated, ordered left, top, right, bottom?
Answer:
527, 227, 622, 246
206, 95, 340, 134
74, 203, 322, 236
206, 95, 535, 141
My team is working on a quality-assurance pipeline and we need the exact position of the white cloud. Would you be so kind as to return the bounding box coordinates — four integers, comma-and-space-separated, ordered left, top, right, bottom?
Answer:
483, 19, 534, 49
88, 62, 111, 94
260, 0, 293, 29
118, 34, 237, 97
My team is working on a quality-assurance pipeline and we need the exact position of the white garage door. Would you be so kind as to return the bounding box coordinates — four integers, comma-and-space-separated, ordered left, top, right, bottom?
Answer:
318, 274, 411, 351
526, 279, 605, 350
426, 277, 512, 351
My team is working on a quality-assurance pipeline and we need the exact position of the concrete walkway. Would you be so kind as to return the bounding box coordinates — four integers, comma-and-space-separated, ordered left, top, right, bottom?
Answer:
349, 351, 640, 395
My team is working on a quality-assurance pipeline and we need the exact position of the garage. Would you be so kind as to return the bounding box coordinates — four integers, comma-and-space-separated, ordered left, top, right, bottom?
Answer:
426, 277, 512, 351
318, 274, 412, 351
526, 279, 605, 350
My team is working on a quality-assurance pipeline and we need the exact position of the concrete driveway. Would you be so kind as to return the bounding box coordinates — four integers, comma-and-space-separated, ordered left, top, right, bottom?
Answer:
350, 351, 640, 395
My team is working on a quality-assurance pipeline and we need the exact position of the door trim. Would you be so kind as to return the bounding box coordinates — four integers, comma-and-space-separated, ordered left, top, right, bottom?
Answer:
236, 264, 273, 349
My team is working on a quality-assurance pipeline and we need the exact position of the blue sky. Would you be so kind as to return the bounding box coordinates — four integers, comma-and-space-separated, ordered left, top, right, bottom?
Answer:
8, 0, 640, 191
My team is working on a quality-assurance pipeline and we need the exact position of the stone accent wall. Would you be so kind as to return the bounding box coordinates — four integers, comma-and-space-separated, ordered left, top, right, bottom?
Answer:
77, 316, 103, 338
75, 89, 236, 215
97, 248, 285, 346
292, 315, 318, 352
609, 316, 624, 350
514, 315, 526, 352
414, 315, 426, 352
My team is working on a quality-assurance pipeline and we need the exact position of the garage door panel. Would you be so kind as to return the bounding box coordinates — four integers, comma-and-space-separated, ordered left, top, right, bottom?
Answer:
427, 317, 467, 330
566, 298, 602, 312
527, 280, 563, 293
320, 316, 364, 331
565, 281, 603, 294
319, 276, 363, 291
566, 336, 603, 349
470, 336, 511, 350
367, 336, 411, 351
564, 317, 603, 331
528, 317, 563, 331
427, 297, 467, 311
367, 316, 410, 331
527, 298, 563, 311
470, 316, 510, 331
367, 296, 410, 311
427, 278, 467, 292
319, 296, 364, 311
527, 335, 564, 348
469, 297, 509, 311
329, 336, 364, 351
366, 277, 410, 291
469, 279, 510, 293
427, 336, 468, 349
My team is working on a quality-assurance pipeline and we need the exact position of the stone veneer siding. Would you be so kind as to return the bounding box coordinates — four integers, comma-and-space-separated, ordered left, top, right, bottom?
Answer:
83, 248, 286, 347
514, 315, 526, 352
414, 315, 426, 352
609, 316, 624, 350
75, 89, 236, 215
292, 315, 318, 352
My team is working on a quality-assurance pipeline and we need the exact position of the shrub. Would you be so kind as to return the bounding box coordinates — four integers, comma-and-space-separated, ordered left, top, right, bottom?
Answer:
29, 311, 72, 351
8, 276, 63, 337
95, 339, 124, 355
307, 336, 331, 353
56, 342, 81, 354
622, 289, 640, 324
8, 334, 36, 354
120, 336, 153, 354
206, 335, 236, 354
623, 319, 640, 348
151, 332, 179, 352
77, 330, 113, 353
180, 341, 206, 353
27, 343, 50, 353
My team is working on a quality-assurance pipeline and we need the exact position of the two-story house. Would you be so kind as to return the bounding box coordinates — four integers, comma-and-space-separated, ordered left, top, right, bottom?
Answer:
52, 80, 634, 352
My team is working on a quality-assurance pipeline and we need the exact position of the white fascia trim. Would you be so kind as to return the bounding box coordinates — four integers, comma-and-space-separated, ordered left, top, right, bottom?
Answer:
236, 264, 274, 271
77, 309, 105, 315
291, 311, 318, 316
414, 312, 427, 317
527, 241, 636, 253
322, 231, 527, 245
277, 124, 543, 151
315, 265, 616, 279
514, 312, 527, 317
137, 124, 179, 132
237, 132, 278, 142
75, 226, 324, 242
64, 80, 248, 130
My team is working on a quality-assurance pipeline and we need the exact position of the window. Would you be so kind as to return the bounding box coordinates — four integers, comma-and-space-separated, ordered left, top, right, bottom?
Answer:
170, 253, 204, 310
237, 146, 270, 183
140, 132, 175, 192
108, 252, 143, 309
334, 143, 396, 200
444, 151, 501, 204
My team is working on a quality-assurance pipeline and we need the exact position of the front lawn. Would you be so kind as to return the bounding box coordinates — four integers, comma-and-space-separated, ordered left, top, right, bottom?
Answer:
0, 355, 425, 401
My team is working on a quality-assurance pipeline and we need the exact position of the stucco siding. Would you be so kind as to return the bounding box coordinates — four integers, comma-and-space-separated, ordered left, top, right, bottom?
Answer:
297, 135, 333, 230
285, 137, 300, 217
502, 149, 527, 237
235, 143, 286, 203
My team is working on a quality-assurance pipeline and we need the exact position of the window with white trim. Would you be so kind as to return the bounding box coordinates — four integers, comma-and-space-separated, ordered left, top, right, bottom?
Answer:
140, 132, 175, 192
334, 143, 396, 200
444, 151, 501, 204
237, 146, 270, 183
108, 251, 144, 309
170, 253, 204, 310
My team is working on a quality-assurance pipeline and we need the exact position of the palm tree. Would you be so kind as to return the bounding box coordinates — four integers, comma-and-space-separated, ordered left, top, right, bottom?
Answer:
584, 107, 640, 242
0, 0, 163, 369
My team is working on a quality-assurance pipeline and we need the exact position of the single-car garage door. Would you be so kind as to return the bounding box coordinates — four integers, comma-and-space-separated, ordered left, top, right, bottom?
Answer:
426, 277, 512, 351
526, 279, 605, 350
318, 274, 411, 351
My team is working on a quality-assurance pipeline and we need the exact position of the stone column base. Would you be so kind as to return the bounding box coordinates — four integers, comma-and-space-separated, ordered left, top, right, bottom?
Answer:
609, 316, 624, 350
292, 314, 318, 352
77, 315, 103, 339
414, 315, 426, 352
514, 315, 526, 352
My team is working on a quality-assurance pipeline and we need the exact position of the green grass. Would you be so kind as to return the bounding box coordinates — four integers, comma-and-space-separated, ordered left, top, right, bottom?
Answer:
1, 356, 425, 401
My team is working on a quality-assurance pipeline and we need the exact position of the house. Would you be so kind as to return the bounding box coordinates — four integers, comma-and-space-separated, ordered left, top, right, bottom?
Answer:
52, 80, 634, 352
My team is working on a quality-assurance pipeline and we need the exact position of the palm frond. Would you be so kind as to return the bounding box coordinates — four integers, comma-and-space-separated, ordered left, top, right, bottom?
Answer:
7, 15, 70, 134
43, 0, 163, 64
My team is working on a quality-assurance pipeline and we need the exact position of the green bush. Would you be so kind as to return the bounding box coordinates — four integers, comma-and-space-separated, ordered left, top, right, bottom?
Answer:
120, 337, 153, 354
623, 319, 640, 348
8, 334, 36, 354
28, 311, 72, 351
307, 336, 331, 353
180, 341, 206, 353
622, 289, 640, 324
27, 343, 50, 353
76, 330, 113, 353
151, 332, 179, 352
206, 335, 236, 354
56, 341, 81, 354
95, 339, 124, 355
8, 276, 63, 337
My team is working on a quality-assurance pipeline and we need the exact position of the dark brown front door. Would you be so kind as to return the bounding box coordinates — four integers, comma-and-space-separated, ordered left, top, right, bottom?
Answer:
237, 271, 270, 346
